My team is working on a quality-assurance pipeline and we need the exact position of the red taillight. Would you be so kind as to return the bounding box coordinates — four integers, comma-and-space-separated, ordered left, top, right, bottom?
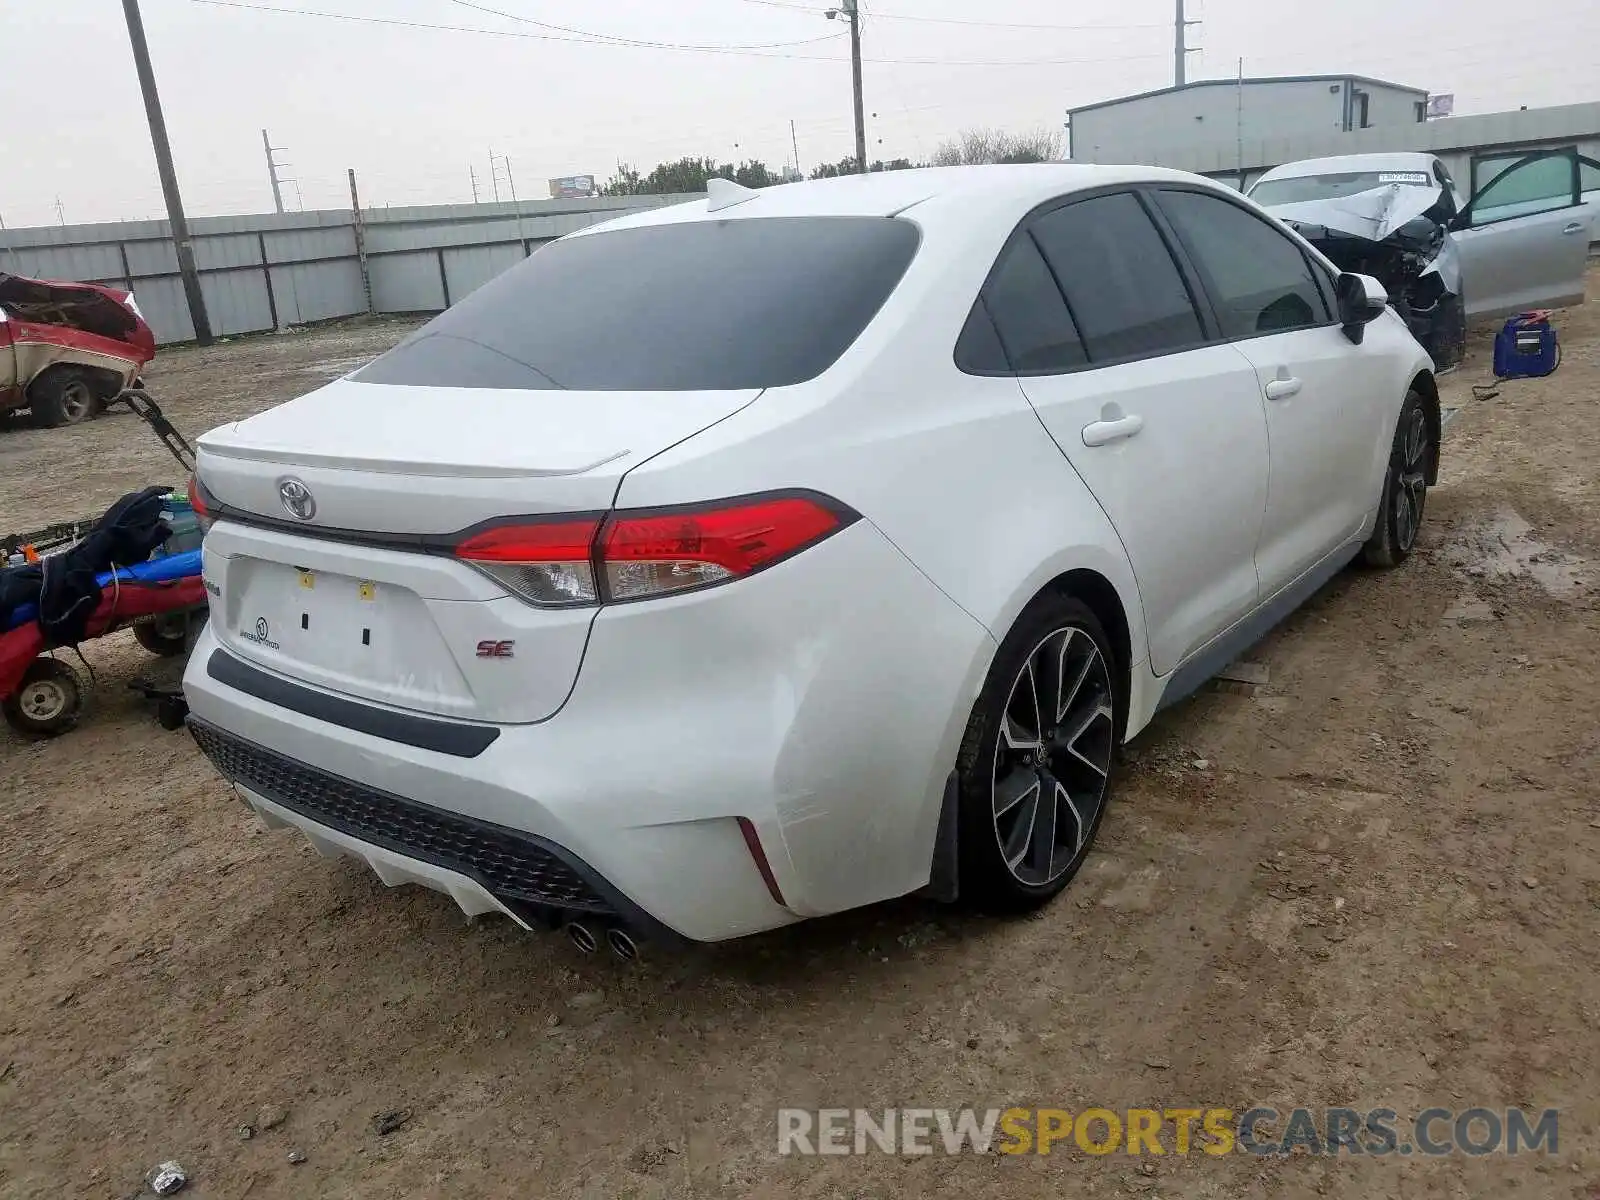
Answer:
599, 494, 845, 600
455, 516, 602, 606
188, 473, 213, 532
452, 492, 852, 607
455, 518, 600, 564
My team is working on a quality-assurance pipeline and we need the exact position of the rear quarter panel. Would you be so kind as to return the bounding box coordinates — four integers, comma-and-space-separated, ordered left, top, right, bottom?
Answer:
606, 206, 1150, 902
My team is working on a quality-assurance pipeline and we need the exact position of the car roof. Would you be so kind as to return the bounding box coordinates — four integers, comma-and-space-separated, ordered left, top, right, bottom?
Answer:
1254, 152, 1438, 183
568, 164, 1229, 237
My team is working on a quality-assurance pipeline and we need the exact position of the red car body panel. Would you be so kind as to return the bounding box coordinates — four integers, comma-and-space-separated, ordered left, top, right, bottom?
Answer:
0, 274, 157, 414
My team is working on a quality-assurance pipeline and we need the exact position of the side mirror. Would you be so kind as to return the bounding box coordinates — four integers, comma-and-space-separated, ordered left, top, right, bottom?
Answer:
1336, 272, 1388, 344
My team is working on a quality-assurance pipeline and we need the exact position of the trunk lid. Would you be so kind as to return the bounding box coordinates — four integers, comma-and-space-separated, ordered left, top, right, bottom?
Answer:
198, 378, 760, 724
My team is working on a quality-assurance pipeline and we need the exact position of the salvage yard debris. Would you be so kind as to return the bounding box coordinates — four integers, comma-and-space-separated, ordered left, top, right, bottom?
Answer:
372, 1109, 413, 1136
0, 273, 156, 429
145, 1160, 187, 1195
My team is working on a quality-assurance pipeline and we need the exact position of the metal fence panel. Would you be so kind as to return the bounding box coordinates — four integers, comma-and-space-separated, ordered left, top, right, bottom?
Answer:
199, 268, 275, 336
270, 260, 367, 325
124, 238, 180, 277
194, 234, 265, 271
1, 194, 695, 343
264, 225, 356, 264
135, 275, 197, 344
369, 251, 447, 313
442, 243, 524, 305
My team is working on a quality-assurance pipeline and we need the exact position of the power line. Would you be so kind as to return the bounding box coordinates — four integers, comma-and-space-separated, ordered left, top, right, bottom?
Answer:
443, 0, 841, 51
727, 0, 821, 11
860, 10, 1169, 30
192, 1, 847, 58
193, 2, 1170, 65
731, 0, 1168, 29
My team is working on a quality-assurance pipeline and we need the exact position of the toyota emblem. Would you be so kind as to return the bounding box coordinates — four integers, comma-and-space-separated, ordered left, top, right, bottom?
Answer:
278, 477, 316, 521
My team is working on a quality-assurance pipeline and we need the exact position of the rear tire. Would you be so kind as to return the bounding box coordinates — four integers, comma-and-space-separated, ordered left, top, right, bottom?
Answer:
3, 657, 85, 738
28, 366, 102, 429
1361, 388, 1433, 568
954, 595, 1121, 913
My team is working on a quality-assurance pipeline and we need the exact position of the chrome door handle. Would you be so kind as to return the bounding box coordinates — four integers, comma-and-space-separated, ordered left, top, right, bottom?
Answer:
1265, 377, 1302, 401
1081, 414, 1144, 447
1563, 222, 1586, 235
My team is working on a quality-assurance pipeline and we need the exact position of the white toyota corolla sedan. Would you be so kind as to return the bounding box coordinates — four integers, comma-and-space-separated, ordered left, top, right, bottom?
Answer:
184, 165, 1439, 951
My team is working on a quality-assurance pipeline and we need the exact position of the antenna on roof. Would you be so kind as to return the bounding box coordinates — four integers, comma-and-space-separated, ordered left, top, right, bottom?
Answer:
706, 176, 760, 213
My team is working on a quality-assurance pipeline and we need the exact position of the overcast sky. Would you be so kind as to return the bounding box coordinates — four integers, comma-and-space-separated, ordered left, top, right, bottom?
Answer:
3, 0, 1594, 226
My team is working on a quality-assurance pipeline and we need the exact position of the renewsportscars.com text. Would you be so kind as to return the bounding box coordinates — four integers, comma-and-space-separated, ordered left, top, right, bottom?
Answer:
777, 1106, 1559, 1157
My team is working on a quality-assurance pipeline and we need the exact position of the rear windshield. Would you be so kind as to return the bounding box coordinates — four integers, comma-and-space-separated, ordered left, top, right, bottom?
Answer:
353, 216, 921, 392
1249, 171, 1436, 206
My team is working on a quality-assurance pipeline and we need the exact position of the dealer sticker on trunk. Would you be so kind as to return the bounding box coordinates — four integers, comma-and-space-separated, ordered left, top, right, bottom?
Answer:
241, 617, 281, 651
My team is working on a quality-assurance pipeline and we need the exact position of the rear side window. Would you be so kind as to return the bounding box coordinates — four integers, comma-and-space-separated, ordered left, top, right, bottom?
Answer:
957, 236, 1086, 374
354, 216, 920, 391
1156, 189, 1331, 337
1029, 193, 1205, 362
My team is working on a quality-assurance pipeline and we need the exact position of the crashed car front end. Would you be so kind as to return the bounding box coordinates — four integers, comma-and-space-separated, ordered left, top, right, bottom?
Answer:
1260, 179, 1466, 371
0, 273, 157, 421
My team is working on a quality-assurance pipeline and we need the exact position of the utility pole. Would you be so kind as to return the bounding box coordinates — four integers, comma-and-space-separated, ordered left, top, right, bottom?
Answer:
348, 168, 373, 315
121, 0, 212, 344
469, 164, 480, 203
826, 3, 867, 172
488, 148, 502, 202
1173, 0, 1200, 87
790, 119, 802, 179
53, 197, 66, 226
262, 129, 288, 214
846, 0, 866, 173
1235, 57, 1245, 179
503, 157, 518, 205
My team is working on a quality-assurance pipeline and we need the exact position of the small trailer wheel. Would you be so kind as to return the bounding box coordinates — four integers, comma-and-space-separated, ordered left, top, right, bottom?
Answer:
133, 614, 191, 657
3, 657, 86, 737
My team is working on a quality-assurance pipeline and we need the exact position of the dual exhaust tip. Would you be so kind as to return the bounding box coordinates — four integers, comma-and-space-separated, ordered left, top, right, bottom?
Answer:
566, 921, 638, 962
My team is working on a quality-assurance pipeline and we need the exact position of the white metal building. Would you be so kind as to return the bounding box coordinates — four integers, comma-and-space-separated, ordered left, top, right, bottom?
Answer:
1068, 75, 1430, 166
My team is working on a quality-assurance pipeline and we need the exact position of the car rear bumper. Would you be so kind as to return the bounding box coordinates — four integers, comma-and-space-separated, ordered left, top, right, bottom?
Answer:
183, 519, 995, 943
188, 716, 685, 942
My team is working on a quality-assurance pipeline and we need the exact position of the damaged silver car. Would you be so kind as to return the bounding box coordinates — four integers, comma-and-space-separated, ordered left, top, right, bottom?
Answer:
1250, 149, 1593, 370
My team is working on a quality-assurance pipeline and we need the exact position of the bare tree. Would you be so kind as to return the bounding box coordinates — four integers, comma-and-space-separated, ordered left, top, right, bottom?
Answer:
930, 127, 1063, 167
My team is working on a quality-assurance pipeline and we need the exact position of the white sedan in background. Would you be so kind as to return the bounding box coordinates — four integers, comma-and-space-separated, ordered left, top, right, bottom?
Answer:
184, 165, 1438, 950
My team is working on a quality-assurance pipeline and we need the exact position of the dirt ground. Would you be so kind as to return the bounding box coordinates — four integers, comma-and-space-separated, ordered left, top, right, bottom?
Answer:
3, 282, 1599, 1200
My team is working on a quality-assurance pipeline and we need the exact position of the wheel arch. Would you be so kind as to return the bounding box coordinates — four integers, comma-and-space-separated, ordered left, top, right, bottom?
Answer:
1409, 368, 1441, 485
26, 361, 123, 403
1038, 569, 1133, 689
1000, 562, 1142, 744
927, 563, 1138, 906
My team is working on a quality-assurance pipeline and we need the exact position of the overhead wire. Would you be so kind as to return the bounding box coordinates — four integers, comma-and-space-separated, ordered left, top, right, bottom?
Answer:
726, 0, 1168, 27
441, 0, 844, 50
192, 1, 1170, 66
191, 1, 847, 58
